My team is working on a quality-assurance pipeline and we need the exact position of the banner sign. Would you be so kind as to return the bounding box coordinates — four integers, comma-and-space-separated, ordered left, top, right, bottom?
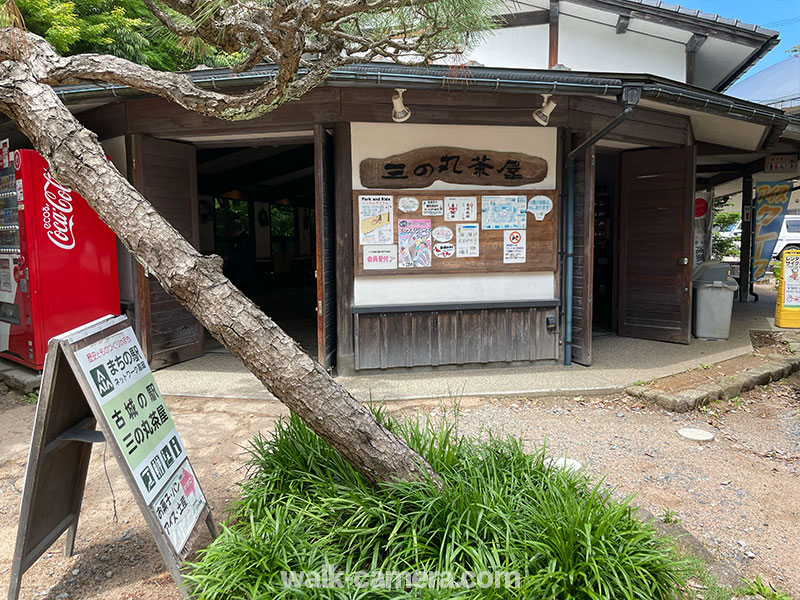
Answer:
693, 191, 713, 269
752, 181, 791, 281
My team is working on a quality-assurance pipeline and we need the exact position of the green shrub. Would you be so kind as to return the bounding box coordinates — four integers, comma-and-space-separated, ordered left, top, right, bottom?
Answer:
185, 411, 691, 599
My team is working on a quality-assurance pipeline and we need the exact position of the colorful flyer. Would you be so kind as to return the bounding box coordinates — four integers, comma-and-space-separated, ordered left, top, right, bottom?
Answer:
359, 195, 393, 245
444, 197, 477, 222
503, 230, 526, 263
397, 219, 432, 268
433, 243, 455, 259
784, 252, 800, 307
481, 195, 527, 230
456, 223, 479, 257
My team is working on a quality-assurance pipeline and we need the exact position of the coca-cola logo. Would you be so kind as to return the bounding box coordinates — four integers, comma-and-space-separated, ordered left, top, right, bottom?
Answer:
42, 169, 76, 250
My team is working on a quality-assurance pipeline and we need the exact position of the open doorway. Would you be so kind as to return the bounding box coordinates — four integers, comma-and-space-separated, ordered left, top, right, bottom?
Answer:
195, 144, 319, 357
592, 150, 620, 336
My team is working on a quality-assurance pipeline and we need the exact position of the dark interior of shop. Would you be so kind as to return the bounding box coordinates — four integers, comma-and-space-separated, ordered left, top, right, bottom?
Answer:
196, 144, 318, 357
593, 150, 620, 335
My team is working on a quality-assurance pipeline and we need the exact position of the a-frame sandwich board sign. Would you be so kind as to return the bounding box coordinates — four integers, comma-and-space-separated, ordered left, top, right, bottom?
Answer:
8, 315, 217, 600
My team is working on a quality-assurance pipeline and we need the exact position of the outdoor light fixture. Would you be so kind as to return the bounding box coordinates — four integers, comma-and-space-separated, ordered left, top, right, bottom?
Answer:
391, 88, 412, 123
532, 94, 557, 126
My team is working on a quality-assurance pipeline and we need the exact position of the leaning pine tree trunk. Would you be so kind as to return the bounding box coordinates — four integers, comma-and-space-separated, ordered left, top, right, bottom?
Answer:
0, 57, 439, 487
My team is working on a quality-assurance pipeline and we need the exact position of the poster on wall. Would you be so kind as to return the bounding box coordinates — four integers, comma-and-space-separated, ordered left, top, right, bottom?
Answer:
359, 195, 394, 245
432, 226, 453, 242
398, 197, 419, 213
456, 224, 479, 257
444, 197, 477, 222
503, 230, 526, 263
398, 219, 432, 268
364, 245, 398, 270
422, 200, 443, 216
481, 195, 527, 230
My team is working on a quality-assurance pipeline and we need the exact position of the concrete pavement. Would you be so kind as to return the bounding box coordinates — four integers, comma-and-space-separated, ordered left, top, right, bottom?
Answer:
154, 286, 779, 403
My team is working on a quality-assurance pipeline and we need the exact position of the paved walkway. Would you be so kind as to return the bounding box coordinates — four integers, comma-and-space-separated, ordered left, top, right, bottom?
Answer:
154, 287, 780, 402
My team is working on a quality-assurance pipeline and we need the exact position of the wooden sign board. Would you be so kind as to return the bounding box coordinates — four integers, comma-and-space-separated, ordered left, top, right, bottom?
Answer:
353, 189, 557, 276
360, 146, 548, 189
8, 315, 217, 600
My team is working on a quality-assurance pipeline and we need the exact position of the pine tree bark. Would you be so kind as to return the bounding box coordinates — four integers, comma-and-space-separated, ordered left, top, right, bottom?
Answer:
0, 51, 440, 487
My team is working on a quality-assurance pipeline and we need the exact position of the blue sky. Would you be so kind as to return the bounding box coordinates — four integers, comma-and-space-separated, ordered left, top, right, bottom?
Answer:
688, 0, 798, 74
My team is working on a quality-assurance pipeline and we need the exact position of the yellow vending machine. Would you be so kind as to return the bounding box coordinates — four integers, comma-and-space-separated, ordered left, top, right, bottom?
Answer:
776, 249, 800, 328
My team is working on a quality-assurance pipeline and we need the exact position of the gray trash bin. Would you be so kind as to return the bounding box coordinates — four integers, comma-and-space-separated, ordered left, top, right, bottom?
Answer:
692, 261, 738, 340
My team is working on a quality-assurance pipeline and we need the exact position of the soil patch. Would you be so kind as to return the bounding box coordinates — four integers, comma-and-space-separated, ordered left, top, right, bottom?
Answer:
643, 331, 795, 395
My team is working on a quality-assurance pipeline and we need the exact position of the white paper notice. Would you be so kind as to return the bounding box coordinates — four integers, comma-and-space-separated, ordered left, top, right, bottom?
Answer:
527, 195, 553, 221
481, 195, 527, 230
398, 197, 419, 213
422, 200, 443, 216
359, 195, 393, 245
432, 226, 453, 243
363, 245, 398, 270
503, 230, 526, 264
456, 224, 479, 257
444, 197, 477, 221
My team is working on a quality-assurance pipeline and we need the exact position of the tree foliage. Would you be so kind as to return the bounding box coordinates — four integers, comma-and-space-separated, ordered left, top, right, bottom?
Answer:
13, 0, 240, 69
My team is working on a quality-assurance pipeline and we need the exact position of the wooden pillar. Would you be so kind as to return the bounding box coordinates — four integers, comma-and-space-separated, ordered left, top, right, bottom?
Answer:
739, 175, 753, 302
334, 122, 356, 373
549, 0, 559, 69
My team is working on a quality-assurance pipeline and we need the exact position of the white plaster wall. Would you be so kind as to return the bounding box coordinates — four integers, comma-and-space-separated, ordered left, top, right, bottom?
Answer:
465, 26, 549, 70
559, 16, 685, 81
354, 272, 555, 306
463, 16, 685, 82
351, 123, 558, 306
351, 122, 557, 190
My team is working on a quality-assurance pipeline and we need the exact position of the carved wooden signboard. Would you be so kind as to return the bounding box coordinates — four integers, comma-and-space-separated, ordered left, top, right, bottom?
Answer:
360, 146, 548, 189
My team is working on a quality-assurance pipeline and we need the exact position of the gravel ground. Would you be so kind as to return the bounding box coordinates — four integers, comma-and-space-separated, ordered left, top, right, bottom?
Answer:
1, 372, 798, 599
397, 374, 800, 597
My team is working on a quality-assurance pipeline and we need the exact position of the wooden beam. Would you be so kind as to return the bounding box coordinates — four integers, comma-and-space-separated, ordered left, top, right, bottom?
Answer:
496, 10, 549, 28
696, 163, 744, 173
685, 33, 707, 84
548, 0, 559, 69
696, 142, 760, 156
615, 14, 630, 34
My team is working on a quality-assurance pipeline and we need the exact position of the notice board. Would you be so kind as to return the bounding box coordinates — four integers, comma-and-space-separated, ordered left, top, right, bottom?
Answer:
353, 189, 557, 276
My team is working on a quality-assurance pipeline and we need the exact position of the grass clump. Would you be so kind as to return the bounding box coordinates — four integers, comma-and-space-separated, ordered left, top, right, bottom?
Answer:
185, 410, 691, 599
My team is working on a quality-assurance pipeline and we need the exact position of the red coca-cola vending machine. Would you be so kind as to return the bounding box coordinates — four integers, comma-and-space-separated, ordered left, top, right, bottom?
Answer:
0, 148, 120, 370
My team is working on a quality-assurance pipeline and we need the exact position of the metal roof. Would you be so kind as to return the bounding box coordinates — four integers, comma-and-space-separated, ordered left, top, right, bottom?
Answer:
728, 56, 800, 109
620, 0, 779, 37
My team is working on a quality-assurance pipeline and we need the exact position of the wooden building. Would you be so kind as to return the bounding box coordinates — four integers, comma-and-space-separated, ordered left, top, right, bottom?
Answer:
3, 1, 800, 374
